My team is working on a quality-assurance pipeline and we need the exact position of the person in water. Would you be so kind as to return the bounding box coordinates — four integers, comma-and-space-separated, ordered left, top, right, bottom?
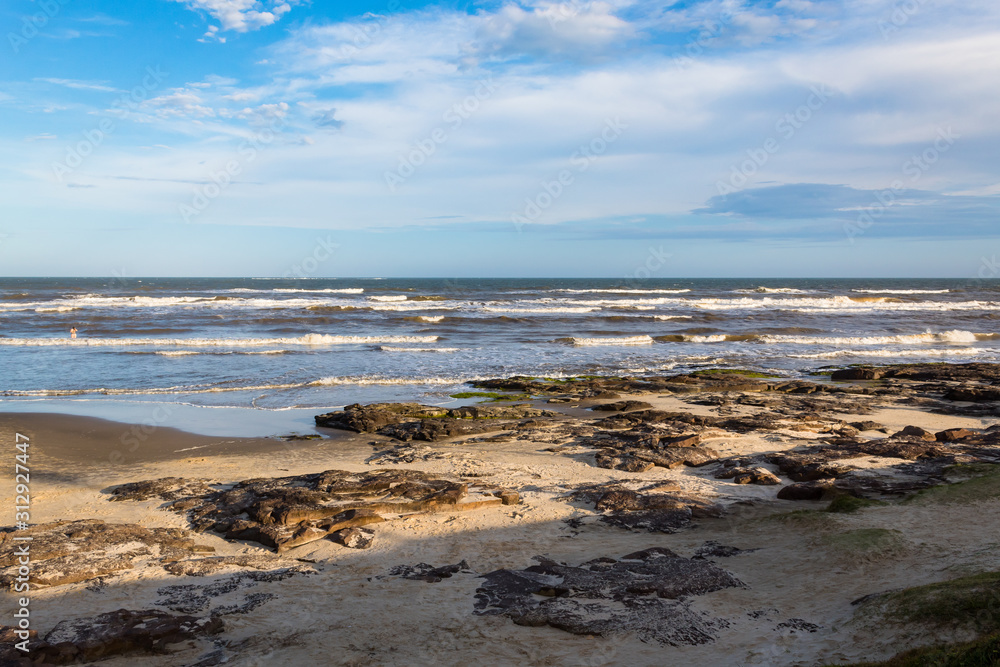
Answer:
70, 327, 78, 339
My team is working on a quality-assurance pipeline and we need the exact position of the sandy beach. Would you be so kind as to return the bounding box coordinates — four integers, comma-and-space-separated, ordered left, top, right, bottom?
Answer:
4, 366, 1000, 666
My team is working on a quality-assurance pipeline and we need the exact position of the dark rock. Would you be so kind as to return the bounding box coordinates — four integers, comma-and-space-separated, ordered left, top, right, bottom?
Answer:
590, 400, 654, 412
0, 520, 196, 588
332, 527, 375, 549
936, 427, 976, 442
776, 480, 835, 501
1, 609, 224, 664
831, 368, 884, 381
107, 469, 507, 552
893, 425, 936, 441
594, 450, 656, 472
155, 566, 313, 615
474, 549, 744, 645
850, 421, 886, 432
388, 560, 471, 582
693, 541, 759, 559
714, 466, 781, 485
660, 433, 702, 448
944, 387, 1000, 402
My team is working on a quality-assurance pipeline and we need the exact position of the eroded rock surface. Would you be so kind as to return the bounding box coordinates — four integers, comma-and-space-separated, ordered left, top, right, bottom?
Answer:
0, 610, 223, 665
315, 402, 562, 442
474, 548, 744, 645
0, 520, 202, 588
108, 469, 515, 553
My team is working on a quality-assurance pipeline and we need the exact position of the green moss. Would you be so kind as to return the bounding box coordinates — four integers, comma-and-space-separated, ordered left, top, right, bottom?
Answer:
825, 495, 886, 513
690, 368, 780, 378
449, 391, 531, 402
906, 465, 1000, 505
835, 632, 1000, 667
820, 528, 906, 560
871, 572, 1000, 630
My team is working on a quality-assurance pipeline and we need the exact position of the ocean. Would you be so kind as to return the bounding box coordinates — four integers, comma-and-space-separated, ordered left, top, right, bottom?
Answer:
1, 277, 998, 435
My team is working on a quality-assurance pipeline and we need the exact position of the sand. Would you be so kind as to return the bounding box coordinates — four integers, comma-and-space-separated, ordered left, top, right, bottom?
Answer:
2, 397, 999, 666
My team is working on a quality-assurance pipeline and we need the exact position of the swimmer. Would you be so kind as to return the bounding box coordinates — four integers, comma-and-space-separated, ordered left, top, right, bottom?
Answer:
70, 327, 78, 339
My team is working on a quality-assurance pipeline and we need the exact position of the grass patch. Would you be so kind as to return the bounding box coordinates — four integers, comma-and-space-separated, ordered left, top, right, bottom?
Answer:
906, 465, 1000, 505
820, 528, 907, 561
836, 632, 1000, 666
872, 572, 1000, 631
690, 368, 780, 378
449, 391, 531, 402
757, 508, 834, 528
825, 495, 886, 514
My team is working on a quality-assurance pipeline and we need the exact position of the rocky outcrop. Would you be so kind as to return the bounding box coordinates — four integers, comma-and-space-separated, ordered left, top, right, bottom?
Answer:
474, 548, 744, 645
571, 483, 724, 533
315, 402, 561, 442
108, 470, 516, 553
0, 610, 222, 665
0, 520, 205, 588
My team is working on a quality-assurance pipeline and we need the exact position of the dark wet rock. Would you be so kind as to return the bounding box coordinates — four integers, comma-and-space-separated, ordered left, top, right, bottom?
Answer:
162, 555, 287, 577
594, 451, 655, 472
574, 484, 723, 534
107, 477, 215, 502
590, 400, 654, 412
880, 363, 1000, 383
315, 402, 560, 442
775, 618, 821, 633
944, 387, 1000, 402
0, 520, 199, 588
156, 566, 314, 615
332, 527, 375, 549
474, 549, 744, 645
388, 560, 471, 582
893, 425, 936, 441
936, 427, 976, 442
714, 466, 782, 485
831, 368, 884, 381
315, 402, 448, 432
0, 610, 223, 664
777, 480, 836, 500
850, 420, 886, 432
107, 470, 511, 553
693, 541, 760, 559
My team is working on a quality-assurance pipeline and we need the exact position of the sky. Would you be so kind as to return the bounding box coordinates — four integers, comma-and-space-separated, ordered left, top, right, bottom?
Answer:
0, 0, 998, 278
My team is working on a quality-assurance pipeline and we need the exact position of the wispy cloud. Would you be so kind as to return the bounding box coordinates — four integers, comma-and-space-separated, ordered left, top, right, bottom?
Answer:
174, 0, 299, 37
35, 78, 119, 93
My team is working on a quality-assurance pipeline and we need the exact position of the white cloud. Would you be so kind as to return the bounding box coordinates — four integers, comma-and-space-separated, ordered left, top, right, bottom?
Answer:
175, 0, 296, 34
36, 78, 119, 92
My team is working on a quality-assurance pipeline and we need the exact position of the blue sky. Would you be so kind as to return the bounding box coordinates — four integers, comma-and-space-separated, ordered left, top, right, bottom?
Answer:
1, 0, 998, 277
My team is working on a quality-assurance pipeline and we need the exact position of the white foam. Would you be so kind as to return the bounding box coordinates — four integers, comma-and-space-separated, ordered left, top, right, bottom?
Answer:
553, 288, 691, 294
760, 330, 982, 345
734, 287, 810, 294
368, 295, 407, 302
34, 306, 80, 313
560, 335, 654, 346
484, 306, 600, 314
274, 288, 364, 294
682, 334, 728, 343
415, 315, 446, 323
155, 351, 200, 357
0, 334, 440, 348
378, 346, 460, 353
789, 348, 990, 359
851, 289, 950, 294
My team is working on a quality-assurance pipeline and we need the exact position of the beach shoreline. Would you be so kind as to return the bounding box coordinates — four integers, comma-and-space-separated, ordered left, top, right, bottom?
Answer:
4, 365, 1000, 665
